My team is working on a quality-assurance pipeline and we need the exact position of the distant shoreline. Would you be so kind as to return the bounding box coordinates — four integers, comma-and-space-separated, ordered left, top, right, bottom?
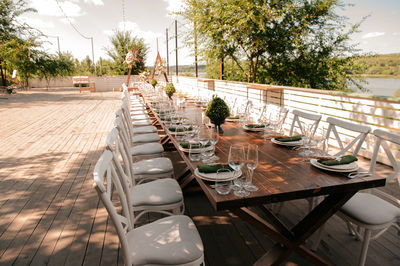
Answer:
350, 74, 400, 79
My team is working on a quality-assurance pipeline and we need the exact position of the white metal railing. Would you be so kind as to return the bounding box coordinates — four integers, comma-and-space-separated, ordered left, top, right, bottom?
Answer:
173, 76, 400, 164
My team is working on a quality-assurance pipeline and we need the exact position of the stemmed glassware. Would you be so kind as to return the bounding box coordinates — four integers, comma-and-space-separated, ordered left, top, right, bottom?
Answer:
244, 144, 259, 192
207, 130, 220, 161
228, 145, 249, 197
198, 124, 211, 162
309, 127, 327, 156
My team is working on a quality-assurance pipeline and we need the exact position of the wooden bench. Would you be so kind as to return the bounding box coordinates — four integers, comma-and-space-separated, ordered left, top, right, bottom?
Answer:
72, 76, 96, 93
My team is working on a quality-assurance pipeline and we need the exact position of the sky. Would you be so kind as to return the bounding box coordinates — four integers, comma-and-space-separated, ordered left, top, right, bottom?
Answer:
20, 0, 400, 67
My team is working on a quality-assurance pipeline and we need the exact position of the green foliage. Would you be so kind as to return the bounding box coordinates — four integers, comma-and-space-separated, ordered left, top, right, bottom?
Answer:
205, 96, 230, 124
179, 0, 364, 91
150, 79, 158, 87
104, 30, 148, 75
35, 52, 75, 88
165, 83, 176, 94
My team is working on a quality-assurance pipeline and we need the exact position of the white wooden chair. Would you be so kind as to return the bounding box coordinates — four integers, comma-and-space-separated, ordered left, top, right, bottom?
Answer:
289, 109, 322, 136
315, 129, 400, 266
113, 117, 164, 161
115, 116, 160, 145
325, 117, 371, 157
93, 150, 204, 266
116, 108, 157, 135
106, 128, 174, 184
105, 131, 183, 224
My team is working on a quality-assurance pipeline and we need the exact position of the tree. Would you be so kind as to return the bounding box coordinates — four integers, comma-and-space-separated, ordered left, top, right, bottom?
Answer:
104, 30, 148, 75
36, 52, 75, 89
179, 0, 364, 91
0, 0, 37, 86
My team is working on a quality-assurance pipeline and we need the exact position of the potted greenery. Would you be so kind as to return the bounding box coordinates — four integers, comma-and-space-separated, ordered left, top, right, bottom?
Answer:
205, 96, 230, 133
165, 83, 176, 99
150, 78, 157, 88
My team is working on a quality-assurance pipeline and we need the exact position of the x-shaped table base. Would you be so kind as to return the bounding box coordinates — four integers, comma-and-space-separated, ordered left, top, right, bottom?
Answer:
231, 191, 356, 265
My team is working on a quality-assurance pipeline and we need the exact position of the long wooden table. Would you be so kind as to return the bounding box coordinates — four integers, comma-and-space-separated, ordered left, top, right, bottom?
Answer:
148, 101, 386, 265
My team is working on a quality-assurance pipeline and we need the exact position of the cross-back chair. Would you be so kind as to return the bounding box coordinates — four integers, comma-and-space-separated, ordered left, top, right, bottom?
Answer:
325, 117, 371, 157
105, 129, 183, 225
289, 109, 322, 136
93, 150, 204, 266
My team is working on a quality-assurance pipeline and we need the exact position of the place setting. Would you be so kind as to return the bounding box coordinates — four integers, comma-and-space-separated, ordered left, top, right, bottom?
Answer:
194, 143, 259, 197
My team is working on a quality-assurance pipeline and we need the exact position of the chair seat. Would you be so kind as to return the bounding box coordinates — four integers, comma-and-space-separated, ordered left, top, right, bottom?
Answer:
341, 193, 400, 225
132, 126, 157, 134
132, 133, 160, 144
131, 178, 182, 206
132, 157, 173, 175
131, 114, 150, 121
131, 110, 147, 115
132, 120, 152, 127
131, 143, 164, 156
127, 215, 203, 265
130, 106, 147, 112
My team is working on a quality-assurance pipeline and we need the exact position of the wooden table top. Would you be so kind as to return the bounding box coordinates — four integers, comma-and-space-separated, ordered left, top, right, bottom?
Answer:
152, 103, 386, 211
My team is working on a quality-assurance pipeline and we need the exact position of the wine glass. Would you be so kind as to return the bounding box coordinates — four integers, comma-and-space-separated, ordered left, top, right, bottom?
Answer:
244, 144, 259, 192
198, 125, 211, 161
228, 145, 249, 197
208, 130, 220, 161
189, 142, 201, 161
310, 127, 327, 156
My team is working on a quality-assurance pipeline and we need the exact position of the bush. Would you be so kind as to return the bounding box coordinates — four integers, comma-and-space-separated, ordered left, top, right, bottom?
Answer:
205, 96, 230, 124
150, 79, 157, 87
165, 83, 176, 94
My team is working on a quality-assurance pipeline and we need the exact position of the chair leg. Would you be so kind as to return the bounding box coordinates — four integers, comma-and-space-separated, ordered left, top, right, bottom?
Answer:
311, 225, 325, 251
358, 229, 372, 266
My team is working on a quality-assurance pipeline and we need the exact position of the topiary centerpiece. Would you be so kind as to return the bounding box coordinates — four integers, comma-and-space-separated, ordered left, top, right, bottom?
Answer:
165, 83, 176, 99
205, 96, 230, 133
150, 78, 158, 88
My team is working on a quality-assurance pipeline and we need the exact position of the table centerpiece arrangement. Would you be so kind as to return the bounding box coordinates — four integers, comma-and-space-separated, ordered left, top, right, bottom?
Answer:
205, 96, 230, 133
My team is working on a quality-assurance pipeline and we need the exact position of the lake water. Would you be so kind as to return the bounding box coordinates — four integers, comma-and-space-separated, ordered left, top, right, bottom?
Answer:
197, 73, 400, 98
350, 78, 400, 97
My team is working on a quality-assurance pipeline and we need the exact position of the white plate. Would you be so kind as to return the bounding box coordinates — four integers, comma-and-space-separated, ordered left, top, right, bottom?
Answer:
226, 118, 240, 122
167, 129, 193, 136
194, 168, 242, 181
243, 125, 266, 132
310, 159, 359, 172
179, 144, 214, 153
271, 138, 303, 146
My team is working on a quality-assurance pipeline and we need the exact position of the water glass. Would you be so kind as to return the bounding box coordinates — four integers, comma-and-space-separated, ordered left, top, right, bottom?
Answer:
215, 169, 233, 195
189, 143, 201, 161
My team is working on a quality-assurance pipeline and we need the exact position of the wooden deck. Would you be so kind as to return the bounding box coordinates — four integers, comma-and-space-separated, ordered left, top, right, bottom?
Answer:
0, 88, 399, 266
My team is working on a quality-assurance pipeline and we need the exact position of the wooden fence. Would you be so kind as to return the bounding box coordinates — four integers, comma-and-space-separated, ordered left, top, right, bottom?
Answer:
173, 76, 400, 164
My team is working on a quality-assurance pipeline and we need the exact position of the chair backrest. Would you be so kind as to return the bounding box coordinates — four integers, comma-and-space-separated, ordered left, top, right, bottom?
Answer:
106, 128, 135, 186
114, 116, 133, 154
289, 109, 322, 136
119, 103, 135, 140
368, 129, 400, 208
370, 129, 400, 181
325, 117, 371, 157
93, 150, 133, 265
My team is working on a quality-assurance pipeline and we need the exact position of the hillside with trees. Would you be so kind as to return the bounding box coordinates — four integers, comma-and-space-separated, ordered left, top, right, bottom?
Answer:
352, 53, 400, 78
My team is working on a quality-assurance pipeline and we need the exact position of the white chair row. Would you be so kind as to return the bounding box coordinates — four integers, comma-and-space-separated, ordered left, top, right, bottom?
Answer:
93, 84, 204, 265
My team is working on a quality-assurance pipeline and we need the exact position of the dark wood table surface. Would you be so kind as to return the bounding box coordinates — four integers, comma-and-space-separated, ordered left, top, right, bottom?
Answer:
147, 101, 386, 266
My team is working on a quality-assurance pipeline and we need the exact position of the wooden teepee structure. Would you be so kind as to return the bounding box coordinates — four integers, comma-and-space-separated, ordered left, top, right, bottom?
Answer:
151, 51, 169, 83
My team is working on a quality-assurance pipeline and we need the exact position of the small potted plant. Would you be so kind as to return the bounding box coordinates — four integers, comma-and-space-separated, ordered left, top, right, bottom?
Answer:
150, 78, 157, 88
205, 96, 230, 133
165, 83, 176, 99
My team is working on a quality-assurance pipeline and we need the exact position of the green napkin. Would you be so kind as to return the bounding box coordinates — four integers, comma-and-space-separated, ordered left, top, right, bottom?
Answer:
228, 115, 240, 119
246, 124, 265, 128
318, 155, 358, 166
169, 127, 184, 132
276, 135, 302, 142
180, 142, 211, 149
197, 164, 233, 173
